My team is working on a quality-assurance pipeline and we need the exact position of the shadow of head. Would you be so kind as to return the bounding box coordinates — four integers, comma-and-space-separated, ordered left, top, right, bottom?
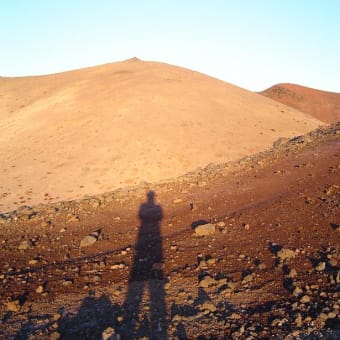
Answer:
147, 190, 155, 203
139, 191, 163, 223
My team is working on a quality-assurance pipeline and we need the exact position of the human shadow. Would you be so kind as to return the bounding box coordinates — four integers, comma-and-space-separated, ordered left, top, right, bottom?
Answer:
121, 190, 167, 339
14, 191, 167, 339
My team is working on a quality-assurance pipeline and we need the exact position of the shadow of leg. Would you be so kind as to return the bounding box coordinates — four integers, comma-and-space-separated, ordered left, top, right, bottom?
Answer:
121, 281, 144, 338
149, 278, 167, 339
175, 322, 187, 340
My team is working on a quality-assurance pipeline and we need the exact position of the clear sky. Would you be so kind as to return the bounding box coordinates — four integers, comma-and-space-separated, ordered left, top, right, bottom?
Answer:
1, 0, 339, 91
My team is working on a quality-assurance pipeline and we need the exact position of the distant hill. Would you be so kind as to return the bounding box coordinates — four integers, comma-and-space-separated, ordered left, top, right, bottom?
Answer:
260, 83, 340, 123
0, 59, 322, 212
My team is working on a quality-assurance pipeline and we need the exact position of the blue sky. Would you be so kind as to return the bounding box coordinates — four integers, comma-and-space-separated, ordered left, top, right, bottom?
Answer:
1, 0, 339, 91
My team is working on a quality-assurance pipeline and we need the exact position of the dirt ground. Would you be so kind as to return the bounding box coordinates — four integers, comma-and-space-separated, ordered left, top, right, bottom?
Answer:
0, 124, 339, 339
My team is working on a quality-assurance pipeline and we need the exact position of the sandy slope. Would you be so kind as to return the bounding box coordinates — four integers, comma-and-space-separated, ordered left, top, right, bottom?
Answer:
0, 58, 322, 212
260, 83, 340, 123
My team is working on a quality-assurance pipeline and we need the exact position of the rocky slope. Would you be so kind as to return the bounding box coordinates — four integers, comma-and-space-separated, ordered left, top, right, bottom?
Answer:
0, 123, 339, 339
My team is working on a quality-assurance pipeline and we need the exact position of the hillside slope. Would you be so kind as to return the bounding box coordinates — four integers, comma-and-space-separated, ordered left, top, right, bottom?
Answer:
0, 59, 322, 212
260, 83, 340, 123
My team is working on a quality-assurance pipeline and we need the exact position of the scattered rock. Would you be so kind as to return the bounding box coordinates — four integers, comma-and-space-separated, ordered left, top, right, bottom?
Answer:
288, 268, 298, 278
200, 302, 216, 312
315, 261, 326, 271
325, 184, 339, 196
91, 200, 101, 209
230, 312, 241, 320
206, 258, 216, 265
29, 259, 38, 265
172, 314, 182, 322
329, 258, 337, 267
16, 206, 35, 219
199, 275, 216, 288
273, 318, 289, 327
173, 198, 183, 204
257, 262, 267, 270
18, 240, 32, 250
80, 229, 102, 248
6, 300, 21, 312
110, 263, 126, 270
242, 273, 254, 283
62, 279, 73, 286
216, 278, 228, 287
293, 286, 303, 297
289, 135, 311, 145
80, 235, 97, 248
300, 295, 311, 303
273, 137, 289, 148
93, 275, 102, 282
305, 197, 314, 204
53, 313, 61, 321
35, 285, 44, 294
50, 331, 61, 340
41, 221, 50, 228
194, 223, 215, 236
295, 313, 303, 327
243, 223, 250, 230
102, 326, 121, 340
277, 248, 296, 262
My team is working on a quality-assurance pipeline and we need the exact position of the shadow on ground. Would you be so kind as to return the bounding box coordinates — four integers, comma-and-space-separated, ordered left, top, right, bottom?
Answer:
59, 190, 168, 339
